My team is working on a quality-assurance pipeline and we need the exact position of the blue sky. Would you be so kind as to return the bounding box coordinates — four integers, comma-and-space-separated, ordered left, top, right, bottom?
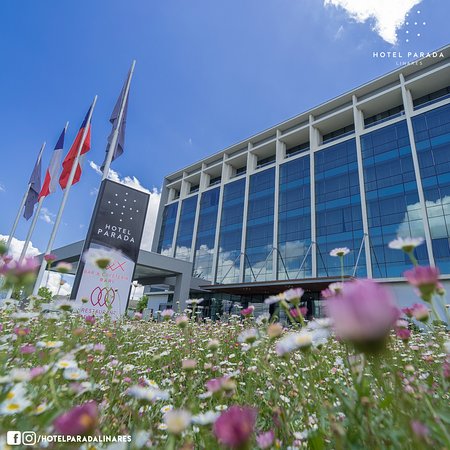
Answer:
1, 0, 449, 254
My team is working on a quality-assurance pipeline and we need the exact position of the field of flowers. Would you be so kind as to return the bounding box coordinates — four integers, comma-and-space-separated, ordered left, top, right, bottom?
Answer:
0, 240, 449, 449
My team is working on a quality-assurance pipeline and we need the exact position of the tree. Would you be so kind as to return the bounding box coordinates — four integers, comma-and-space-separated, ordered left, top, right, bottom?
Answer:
38, 287, 53, 301
136, 295, 149, 312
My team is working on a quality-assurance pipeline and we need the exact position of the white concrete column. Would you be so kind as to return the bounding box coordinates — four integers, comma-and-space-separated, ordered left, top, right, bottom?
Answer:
400, 73, 435, 267
190, 165, 206, 264
309, 115, 319, 278
171, 172, 188, 258
170, 199, 182, 258
352, 95, 373, 278
239, 143, 252, 282
273, 130, 283, 280
151, 179, 170, 252
212, 155, 227, 283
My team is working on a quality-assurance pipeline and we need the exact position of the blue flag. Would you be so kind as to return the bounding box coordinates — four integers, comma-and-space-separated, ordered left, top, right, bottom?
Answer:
100, 69, 131, 171
23, 148, 42, 220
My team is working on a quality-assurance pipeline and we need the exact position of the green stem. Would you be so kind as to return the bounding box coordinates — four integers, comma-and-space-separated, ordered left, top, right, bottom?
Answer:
407, 251, 418, 267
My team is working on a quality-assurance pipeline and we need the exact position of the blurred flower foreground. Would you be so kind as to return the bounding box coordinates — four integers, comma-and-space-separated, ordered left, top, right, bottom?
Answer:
0, 240, 449, 449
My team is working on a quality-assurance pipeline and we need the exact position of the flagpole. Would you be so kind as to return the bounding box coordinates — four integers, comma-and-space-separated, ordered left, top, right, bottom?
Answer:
102, 60, 136, 180
5, 143, 46, 251
32, 97, 98, 295
5, 197, 45, 300
19, 123, 69, 263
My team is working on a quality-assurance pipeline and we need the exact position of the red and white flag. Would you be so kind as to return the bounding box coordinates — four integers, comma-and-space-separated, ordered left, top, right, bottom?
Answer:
38, 127, 66, 199
59, 106, 92, 189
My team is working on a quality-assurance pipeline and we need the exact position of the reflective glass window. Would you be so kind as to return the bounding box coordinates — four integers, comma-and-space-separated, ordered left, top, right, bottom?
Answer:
216, 178, 246, 283
413, 103, 450, 272
245, 168, 275, 282
174, 195, 198, 261
315, 139, 366, 277
193, 187, 220, 280
157, 202, 178, 256
278, 155, 311, 279
361, 121, 428, 277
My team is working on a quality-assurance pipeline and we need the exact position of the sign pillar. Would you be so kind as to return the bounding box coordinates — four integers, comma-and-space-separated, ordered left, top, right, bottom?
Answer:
71, 179, 149, 316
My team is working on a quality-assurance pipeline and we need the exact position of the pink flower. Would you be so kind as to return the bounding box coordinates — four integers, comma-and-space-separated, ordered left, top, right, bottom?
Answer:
93, 343, 105, 352
182, 359, 197, 370
53, 401, 98, 436
13, 327, 30, 336
20, 344, 36, 354
410, 303, 429, 322
44, 253, 57, 263
404, 266, 440, 302
396, 328, 411, 341
443, 360, 450, 380
30, 366, 46, 379
206, 378, 223, 393
410, 420, 429, 439
326, 279, 399, 352
256, 430, 274, 449
290, 307, 307, 319
134, 312, 143, 320
402, 307, 414, 318
213, 405, 257, 448
85, 315, 96, 325
321, 282, 344, 299
240, 306, 255, 317
0, 257, 39, 288
161, 309, 174, 321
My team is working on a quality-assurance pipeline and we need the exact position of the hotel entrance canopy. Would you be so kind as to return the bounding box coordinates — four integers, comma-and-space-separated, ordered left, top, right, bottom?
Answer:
39, 241, 194, 303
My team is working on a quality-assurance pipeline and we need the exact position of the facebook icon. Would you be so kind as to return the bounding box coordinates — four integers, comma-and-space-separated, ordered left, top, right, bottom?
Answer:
6, 431, 21, 445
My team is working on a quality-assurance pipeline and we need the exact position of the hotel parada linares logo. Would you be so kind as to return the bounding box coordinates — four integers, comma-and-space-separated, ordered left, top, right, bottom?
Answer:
372, 50, 445, 66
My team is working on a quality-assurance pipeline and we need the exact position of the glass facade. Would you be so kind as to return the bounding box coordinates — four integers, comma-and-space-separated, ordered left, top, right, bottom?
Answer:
193, 187, 220, 281
215, 178, 246, 284
413, 103, 450, 272
157, 91, 450, 285
278, 155, 311, 279
245, 168, 275, 282
315, 139, 366, 277
156, 202, 178, 256
174, 195, 198, 261
361, 121, 428, 277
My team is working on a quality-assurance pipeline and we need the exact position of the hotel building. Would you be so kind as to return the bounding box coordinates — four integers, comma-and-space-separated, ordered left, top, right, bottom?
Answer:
150, 45, 450, 318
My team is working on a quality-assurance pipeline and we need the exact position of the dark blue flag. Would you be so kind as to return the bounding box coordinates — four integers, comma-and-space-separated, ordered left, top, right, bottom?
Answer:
100, 68, 131, 171
23, 148, 43, 220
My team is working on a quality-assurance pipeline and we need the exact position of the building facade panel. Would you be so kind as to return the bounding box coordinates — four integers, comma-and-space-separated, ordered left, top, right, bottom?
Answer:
193, 187, 220, 280
278, 154, 312, 279
156, 202, 178, 256
174, 195, 198, 261
314, 139, 366, 277
412, 103, 450, 272
244, 168, 275, 282
361, 121, 429, 277
215, 178, 246, 284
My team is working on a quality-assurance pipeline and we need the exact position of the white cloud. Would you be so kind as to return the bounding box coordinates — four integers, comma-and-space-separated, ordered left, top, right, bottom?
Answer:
324, 0, 422, 44
0, 234, 73, 297
89, 161, 161, 251
0, 234, 40, 259
39, 272, 73, 297
40, 207, 55, 224
0, 183, 5, 192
